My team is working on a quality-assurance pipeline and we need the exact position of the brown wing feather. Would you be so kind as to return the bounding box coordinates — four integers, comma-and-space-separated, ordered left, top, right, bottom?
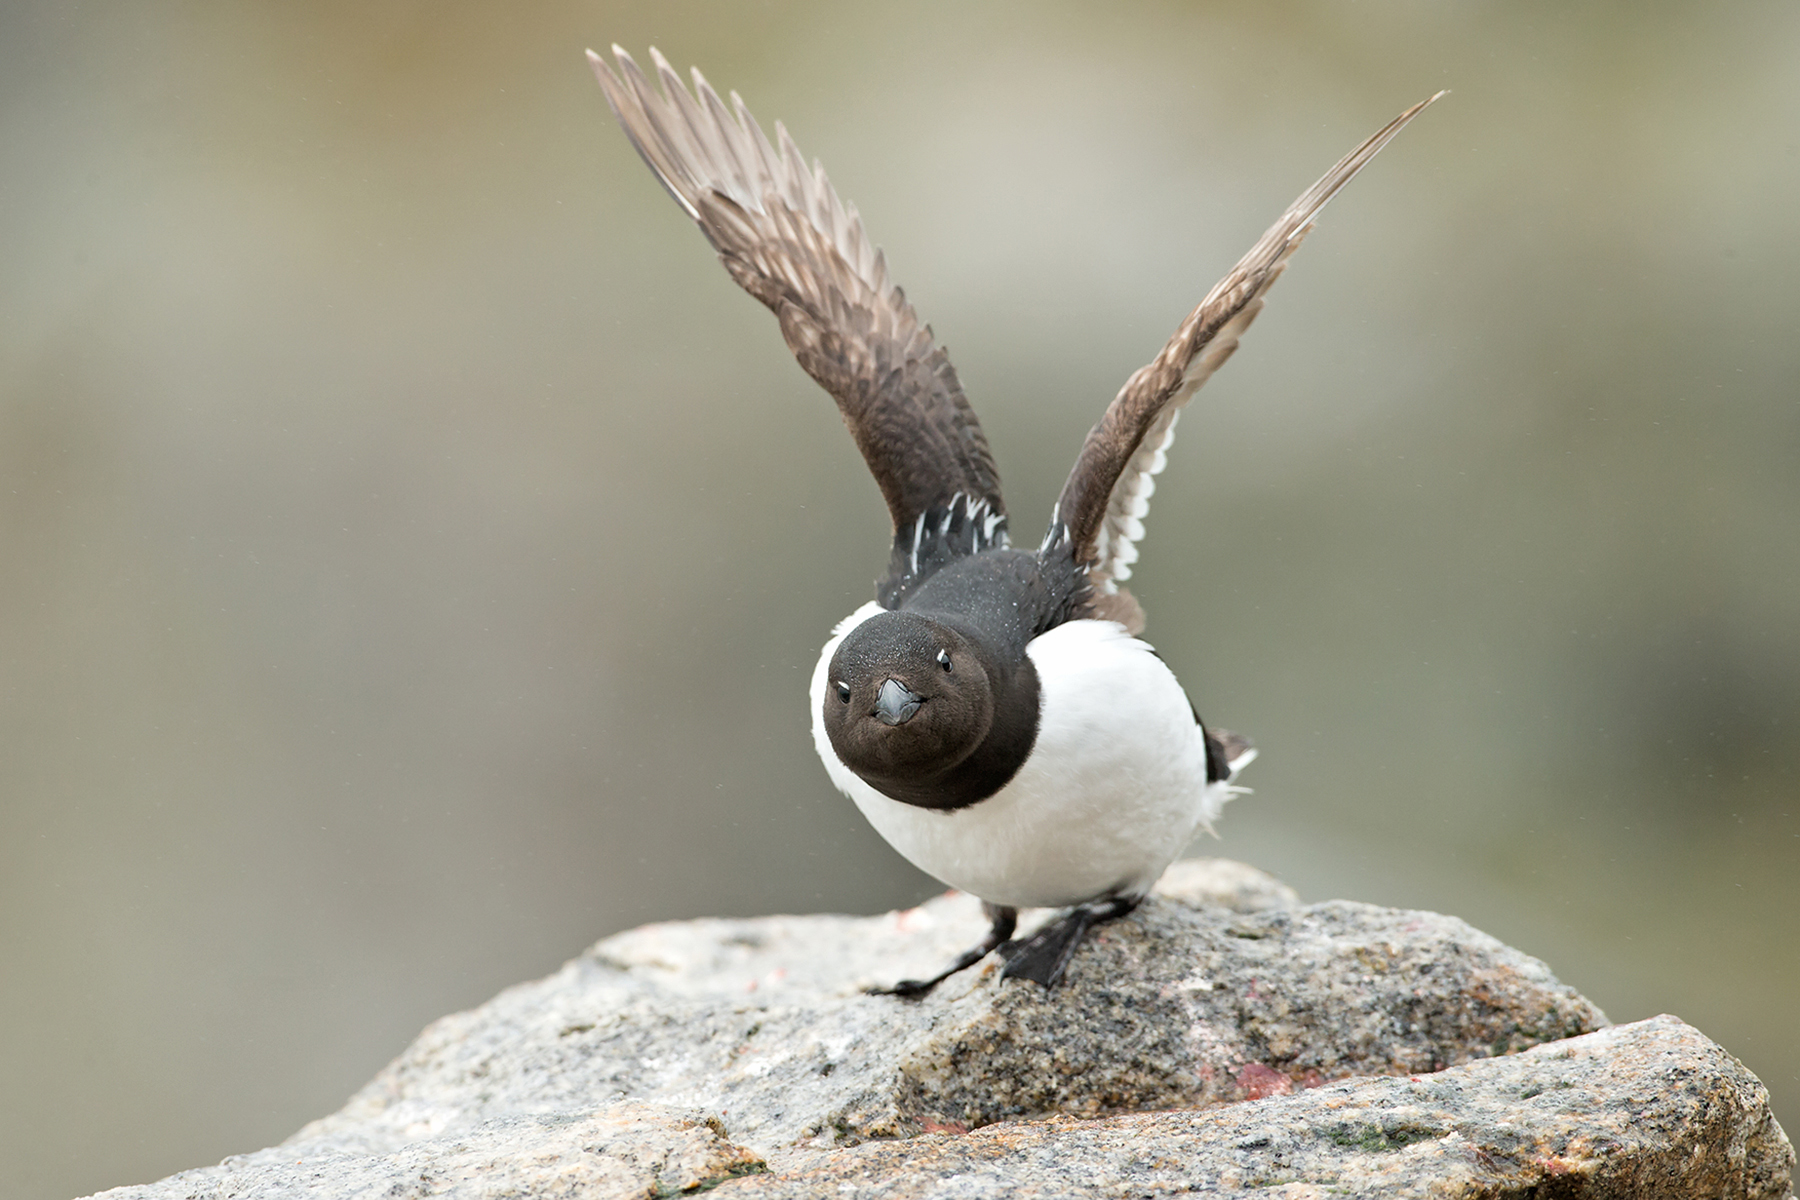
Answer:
1048, 93, 1445, 629
588, 47, 1005, 552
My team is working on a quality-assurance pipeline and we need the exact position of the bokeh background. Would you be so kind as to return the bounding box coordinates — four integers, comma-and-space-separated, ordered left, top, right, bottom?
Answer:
4, 3, 1796, 1196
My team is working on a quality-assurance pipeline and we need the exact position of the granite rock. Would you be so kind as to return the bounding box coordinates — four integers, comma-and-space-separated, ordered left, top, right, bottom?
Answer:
277, 858, 1604, 1153
84, 859, 1791, 1200
95, 1104, 764, 1200
724, 1016, 1793, 1199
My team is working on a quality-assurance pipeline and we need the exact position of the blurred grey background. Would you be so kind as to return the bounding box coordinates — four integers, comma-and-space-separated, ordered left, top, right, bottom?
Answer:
3, 3, 1796, 1196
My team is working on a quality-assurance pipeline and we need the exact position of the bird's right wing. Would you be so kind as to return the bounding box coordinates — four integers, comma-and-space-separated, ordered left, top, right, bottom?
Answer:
589, 47, 1008, 607
1046, 94, 1444, 631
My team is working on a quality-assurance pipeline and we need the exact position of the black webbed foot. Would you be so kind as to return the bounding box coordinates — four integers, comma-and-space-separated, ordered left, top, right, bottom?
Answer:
868, 902, 1017, 998
999, 894, 1141, 988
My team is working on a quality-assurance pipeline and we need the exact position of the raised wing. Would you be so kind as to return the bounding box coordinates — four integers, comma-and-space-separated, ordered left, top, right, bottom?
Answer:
589, 47, 1007, 606
1046, 93, 1444, 632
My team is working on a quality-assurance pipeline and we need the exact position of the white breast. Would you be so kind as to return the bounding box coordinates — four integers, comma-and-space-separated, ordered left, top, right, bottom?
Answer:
810, 603, 1233, 909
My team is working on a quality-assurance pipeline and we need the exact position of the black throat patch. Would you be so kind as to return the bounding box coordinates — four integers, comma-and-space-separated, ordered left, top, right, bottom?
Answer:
860, 549, 1067, 811
859, 639, 1040, 812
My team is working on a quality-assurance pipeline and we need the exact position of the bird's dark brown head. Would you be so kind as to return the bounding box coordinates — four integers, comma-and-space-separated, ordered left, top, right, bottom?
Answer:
824, 612, 992, 794
823, 610, 1039, 810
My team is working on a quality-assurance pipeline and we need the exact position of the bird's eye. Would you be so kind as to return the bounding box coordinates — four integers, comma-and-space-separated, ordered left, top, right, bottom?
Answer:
937, 649, 952, 671
834, 681, 851, 703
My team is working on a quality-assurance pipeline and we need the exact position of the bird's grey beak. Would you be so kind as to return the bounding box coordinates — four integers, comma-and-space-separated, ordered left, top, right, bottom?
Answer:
874, 678, 924, 726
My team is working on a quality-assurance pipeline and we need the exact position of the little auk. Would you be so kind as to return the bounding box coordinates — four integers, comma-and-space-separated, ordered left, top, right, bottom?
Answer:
589, 46, 1440, 994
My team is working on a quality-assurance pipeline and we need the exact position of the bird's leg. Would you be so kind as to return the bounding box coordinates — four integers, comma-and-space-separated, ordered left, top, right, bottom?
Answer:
999, 894, 1141, 988
869, 902, 1018, 998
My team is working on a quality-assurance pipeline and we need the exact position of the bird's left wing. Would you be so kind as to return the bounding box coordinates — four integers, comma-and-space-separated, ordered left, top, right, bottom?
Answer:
589, 47, 1007, 607
1046, 93, 1444, 632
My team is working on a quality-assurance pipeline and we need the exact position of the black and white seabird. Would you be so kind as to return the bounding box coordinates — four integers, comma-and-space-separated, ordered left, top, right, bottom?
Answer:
589, 47, 1440, 994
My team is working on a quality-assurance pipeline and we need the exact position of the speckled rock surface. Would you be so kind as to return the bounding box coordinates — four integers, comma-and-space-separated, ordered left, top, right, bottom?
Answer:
271, 858, 1603, 1155
723, 1017, 1793, 1199
90, 1103, 764, 1200
82, 860, 1792, 1200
